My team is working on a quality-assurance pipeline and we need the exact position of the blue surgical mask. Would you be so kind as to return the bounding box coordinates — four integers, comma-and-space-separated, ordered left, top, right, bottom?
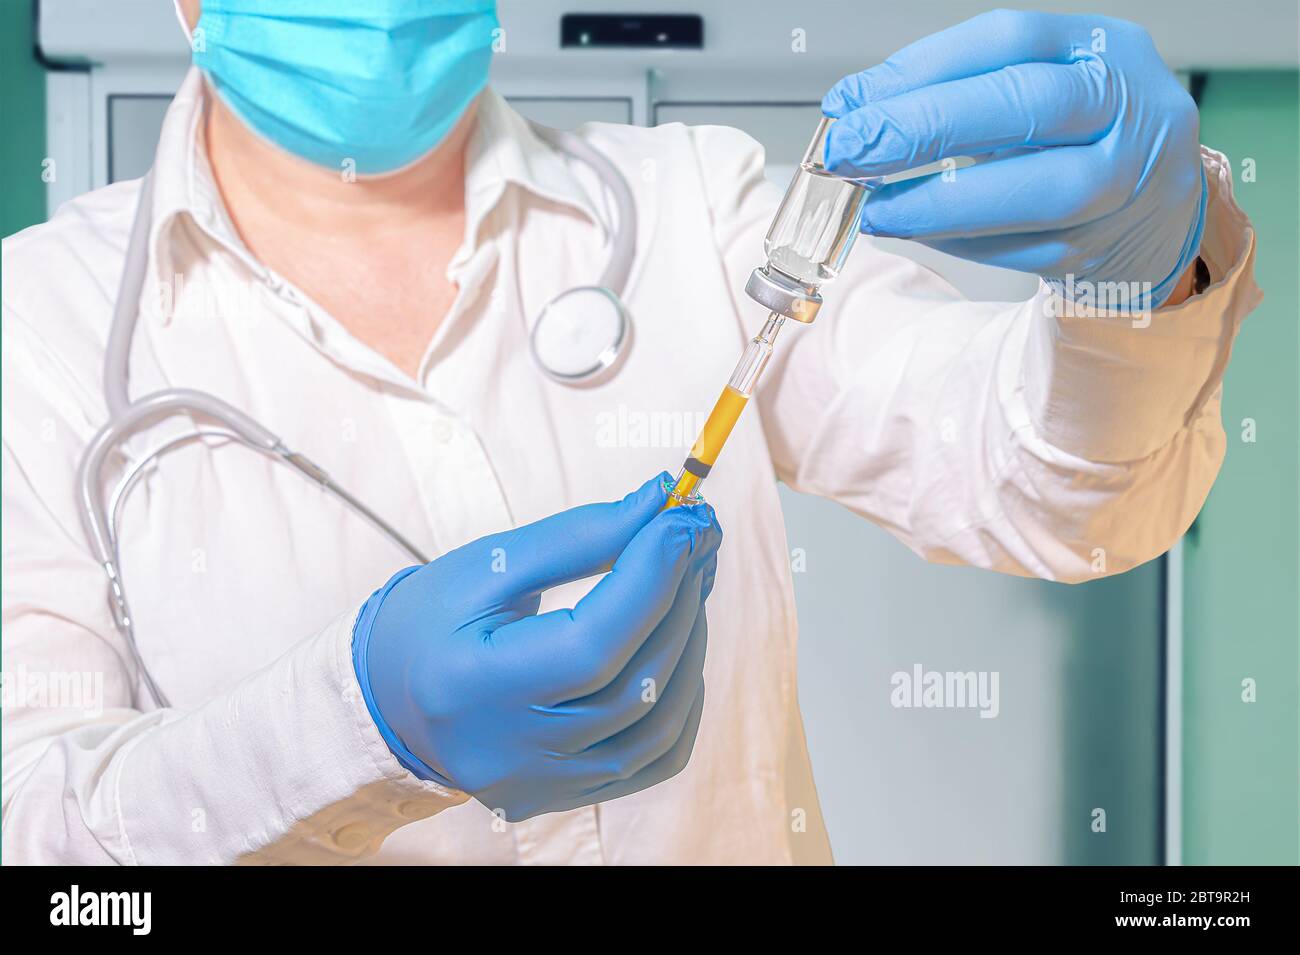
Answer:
193, 1, 498, 175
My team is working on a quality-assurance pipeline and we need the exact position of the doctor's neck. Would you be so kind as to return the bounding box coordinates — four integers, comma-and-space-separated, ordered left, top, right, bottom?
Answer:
180, 0, 468, 380
203, 89, 475, 240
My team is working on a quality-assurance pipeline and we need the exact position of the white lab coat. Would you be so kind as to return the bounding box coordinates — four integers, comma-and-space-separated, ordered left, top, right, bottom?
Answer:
0, 70, 1261, 864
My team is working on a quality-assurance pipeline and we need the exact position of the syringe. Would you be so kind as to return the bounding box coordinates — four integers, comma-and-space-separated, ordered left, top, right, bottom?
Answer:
665, 312, 785, 507
664, 116, 865, 508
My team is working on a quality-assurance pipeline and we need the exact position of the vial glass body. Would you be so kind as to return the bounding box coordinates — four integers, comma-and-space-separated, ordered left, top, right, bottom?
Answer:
763, 117, 868, 286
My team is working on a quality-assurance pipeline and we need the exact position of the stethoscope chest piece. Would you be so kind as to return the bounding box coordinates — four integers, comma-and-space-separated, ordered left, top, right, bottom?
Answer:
530, 285, 629, 385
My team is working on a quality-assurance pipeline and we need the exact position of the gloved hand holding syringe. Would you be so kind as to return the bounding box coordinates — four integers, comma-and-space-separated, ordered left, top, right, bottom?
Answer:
664, 117, 973, 508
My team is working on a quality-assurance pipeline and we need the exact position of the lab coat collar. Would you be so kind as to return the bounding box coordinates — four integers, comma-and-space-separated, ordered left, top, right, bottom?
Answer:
147, 69, 247, 284
456, 88, 606, 269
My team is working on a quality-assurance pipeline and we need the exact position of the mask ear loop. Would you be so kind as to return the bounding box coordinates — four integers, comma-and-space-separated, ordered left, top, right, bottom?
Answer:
171, 0, 193, 46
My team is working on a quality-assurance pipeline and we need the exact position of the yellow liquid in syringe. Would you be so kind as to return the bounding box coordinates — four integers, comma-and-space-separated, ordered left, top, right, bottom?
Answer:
666, 385, 748, 507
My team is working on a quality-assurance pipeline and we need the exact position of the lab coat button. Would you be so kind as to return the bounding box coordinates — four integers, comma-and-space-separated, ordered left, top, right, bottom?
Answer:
432, 421, 454, 444
332, 821, 371, 851
398, 800, 437, 820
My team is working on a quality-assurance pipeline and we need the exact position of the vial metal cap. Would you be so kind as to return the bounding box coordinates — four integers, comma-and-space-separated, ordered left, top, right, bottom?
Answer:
744, 266, 822, 323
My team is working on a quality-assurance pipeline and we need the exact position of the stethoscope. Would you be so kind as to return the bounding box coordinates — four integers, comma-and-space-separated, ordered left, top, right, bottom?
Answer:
77, 122, 638, 709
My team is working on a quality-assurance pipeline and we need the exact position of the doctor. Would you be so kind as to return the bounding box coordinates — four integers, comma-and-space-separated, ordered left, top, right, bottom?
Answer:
1, 1, 1259, 864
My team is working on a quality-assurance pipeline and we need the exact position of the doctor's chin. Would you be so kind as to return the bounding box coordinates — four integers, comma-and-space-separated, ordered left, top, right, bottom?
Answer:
1, 0, 1296, 908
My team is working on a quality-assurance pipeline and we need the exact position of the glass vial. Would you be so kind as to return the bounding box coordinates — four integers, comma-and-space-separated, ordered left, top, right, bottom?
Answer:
763, 117, 869, 286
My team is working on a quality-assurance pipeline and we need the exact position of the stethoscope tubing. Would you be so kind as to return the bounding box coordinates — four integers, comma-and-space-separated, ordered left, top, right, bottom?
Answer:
78, 121, 636, 709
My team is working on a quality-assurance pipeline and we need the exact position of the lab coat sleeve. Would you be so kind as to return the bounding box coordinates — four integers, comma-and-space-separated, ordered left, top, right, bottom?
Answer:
1, 367, 466, 863
691, 125, 1262, 582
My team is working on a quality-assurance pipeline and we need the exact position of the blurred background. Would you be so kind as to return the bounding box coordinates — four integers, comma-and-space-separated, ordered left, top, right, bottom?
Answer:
2, 0, 1296, 864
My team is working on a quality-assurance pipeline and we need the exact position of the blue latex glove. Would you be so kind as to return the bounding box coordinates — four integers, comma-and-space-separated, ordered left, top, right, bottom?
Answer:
822, 10, 1207, 310
351, 474, 721, 821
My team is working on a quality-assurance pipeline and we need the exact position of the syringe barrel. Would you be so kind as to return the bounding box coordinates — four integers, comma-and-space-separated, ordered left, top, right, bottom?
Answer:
663, 312, 785, 510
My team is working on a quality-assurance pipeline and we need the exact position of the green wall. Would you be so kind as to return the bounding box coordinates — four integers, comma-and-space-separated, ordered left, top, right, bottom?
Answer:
0, 0, 47, 237
1184, 71, 1300, 865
